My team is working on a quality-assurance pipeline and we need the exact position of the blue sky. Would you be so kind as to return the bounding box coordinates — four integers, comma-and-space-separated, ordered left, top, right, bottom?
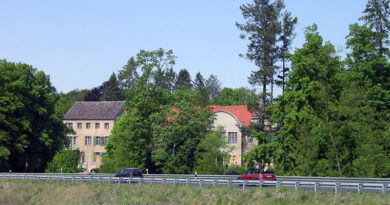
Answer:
0, 0, 367, 93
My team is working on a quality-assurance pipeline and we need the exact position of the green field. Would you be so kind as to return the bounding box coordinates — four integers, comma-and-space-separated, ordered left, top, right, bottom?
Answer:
1, 179, 389, 204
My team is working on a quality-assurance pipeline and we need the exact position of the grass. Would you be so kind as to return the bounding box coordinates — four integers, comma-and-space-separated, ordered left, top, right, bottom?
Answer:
1, 179, 390, 205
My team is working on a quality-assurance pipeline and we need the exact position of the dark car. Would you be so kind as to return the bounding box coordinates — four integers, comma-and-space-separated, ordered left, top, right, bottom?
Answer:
237, 169, 276, 181
115, 168, 143, 178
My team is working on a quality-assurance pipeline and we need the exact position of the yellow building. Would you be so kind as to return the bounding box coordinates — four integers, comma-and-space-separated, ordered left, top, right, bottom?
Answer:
63, 101, 124, 172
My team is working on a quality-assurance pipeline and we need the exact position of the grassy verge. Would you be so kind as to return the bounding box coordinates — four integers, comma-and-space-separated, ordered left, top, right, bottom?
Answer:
0, 179, 389, 204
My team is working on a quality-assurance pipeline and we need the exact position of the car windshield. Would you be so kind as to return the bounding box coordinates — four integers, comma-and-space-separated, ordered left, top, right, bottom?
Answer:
119, 169, 130, 174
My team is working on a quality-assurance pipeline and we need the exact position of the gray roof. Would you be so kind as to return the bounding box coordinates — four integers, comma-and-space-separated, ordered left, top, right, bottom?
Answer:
64, 101, 124, 120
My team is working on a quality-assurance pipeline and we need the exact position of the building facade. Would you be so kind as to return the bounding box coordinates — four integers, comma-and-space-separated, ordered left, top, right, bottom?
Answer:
64, 102, 257, 171
209, 106, 257, 166
63, 101, 124, 171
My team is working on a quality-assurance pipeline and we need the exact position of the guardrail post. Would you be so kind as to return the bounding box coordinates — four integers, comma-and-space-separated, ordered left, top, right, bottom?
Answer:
357, 184, 362, 194
314, 182, 318, 192
72, 176, 75, 183
243, 181, 246, 190
213, 179, 216, 187
260, 180, 264, 187
186, 179, 189, 186
118, 178, 120, 186
174, 179, 177, 187
199, 179, 203, 187
108, 177, 111, 184
276, 181, 280, 189
295, 182, 299, 191
162, 178, 166, 185
228, 180, 231, 187
335, 183, 340, 193
81, 176, 84, 183
383, 184, 387, 194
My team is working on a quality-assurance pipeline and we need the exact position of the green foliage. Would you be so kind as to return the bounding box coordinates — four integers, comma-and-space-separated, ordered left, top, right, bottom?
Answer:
100, 84, 169, 173
212, 87, 260, 106
194, 127, 232, 174
45, 150, 83, 173
175, 69, 192, 90
224, 165, 246, 175
0, 60, 69, 172
100, 73, 124, 101
151, 101, 214, 174
62, 89, 89, 102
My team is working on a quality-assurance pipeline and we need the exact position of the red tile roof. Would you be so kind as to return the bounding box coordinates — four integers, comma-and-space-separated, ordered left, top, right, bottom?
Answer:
208, 105, 256, 127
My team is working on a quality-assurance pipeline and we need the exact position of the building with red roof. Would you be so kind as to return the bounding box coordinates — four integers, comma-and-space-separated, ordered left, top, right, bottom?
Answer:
209, 105, 258, 166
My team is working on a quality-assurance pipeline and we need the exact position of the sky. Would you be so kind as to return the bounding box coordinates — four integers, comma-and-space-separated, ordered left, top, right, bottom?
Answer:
0, 0, 367, 93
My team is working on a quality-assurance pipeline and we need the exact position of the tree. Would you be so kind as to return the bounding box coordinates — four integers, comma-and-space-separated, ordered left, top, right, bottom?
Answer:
100, 84, 170, 173
100, 73, 125, 101
84, 83, 106, 101
194, 127, 232, 174
212, 87, 260, 106
359, 0, 390, 88
237, 0, 285, 105
0, 60, 69, 172
193, 72, 206, 91
192, 72, 209, 106
175, 69, 192, 90
269, 25, 347, 176
275, 11, 298, 95
151, 101, 214, 174
62, 89, 89, 102
345, 23, 390, 177
118, 57, 139, 90
118, 48, 177, 94
45, 150, 83, 173
100, 49, 178, 173
205, 74, 221, 100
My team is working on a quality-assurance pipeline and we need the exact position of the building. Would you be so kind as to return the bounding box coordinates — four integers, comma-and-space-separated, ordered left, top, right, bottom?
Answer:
209, 106, 257, 166
64, 102, 257, 171
63, 101, 124, 171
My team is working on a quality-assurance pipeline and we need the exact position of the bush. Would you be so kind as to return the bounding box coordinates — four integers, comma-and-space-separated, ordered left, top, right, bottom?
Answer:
45, 150, 83, 173
224, 165, 246, 175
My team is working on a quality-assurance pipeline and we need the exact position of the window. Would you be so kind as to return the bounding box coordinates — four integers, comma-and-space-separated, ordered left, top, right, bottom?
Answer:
104, 123, 109, 129
70, 136, 77, 146
67, 123, 73, 128
94, 136, 108, 146
247, 136, 253, 144
86, 123, 91, 129
93, 152, 102, 162
77, 123, 82, 129
85, 136, 91, 145
229, 155, 237, 165
95, 123, 100, 129
81, 152, 85, 162
228, 132, 237, 144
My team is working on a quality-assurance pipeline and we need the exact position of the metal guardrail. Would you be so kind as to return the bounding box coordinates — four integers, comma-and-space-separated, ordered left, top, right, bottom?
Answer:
0, 174, 389, 194
3, 173, 390, 183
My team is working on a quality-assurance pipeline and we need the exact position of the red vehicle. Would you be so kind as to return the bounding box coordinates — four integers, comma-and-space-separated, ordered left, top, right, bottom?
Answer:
237, 169, 276, 181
